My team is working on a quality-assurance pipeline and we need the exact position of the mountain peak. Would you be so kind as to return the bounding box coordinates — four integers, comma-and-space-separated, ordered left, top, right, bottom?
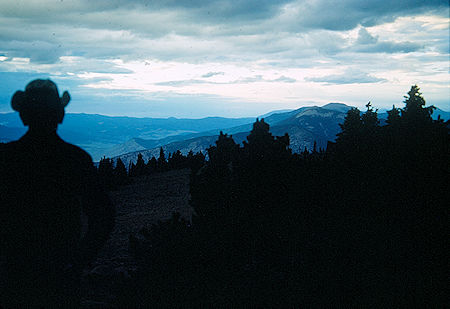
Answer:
295, 107, 340, 118
321, 103, 351, 113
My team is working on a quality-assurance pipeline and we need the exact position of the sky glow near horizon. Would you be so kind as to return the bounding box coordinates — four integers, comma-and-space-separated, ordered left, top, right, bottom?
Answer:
0, 0, 449, 118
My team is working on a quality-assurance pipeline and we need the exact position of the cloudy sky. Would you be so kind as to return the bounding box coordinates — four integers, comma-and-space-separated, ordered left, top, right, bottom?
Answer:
0, 0, 448, 118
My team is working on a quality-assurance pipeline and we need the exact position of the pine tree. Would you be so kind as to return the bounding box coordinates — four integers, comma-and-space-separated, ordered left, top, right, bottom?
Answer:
386, 105, 401, 126
98, 157, 115, 189
401, 85, 435, 126
245, 119, 272, 154
157, 147, 167, 172
169, 150, 186, 170
147, 157, 157, 174
207, 131, 239, 166
336, 107, 362, 145
114, 158, 128, 182
98, 157, 114, 178
135, 153, 146, 176
361, 102, 379, 130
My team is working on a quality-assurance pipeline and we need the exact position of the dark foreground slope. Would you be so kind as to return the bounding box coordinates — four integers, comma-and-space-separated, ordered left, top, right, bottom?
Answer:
81, 169, 192, 308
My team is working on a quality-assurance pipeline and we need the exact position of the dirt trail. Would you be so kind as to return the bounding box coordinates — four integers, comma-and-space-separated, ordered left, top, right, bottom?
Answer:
81, 169, 192, 308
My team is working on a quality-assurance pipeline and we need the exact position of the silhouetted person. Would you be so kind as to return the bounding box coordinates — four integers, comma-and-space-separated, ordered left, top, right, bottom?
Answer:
0, 79, 115, 307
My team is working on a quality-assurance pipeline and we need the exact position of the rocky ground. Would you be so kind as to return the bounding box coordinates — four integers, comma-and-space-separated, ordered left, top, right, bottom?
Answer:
81, 168, 193, 308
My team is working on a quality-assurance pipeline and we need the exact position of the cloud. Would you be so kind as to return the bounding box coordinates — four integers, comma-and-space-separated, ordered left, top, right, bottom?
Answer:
155, 74, 297, 87
0, 1, 448, 117
0, 40, 63, 64
0, 1, 444, 66
3, 1, 446, 32
155, 76, 264, 87
362, 41, 422, 53
273, 76, 297, 83
156, 79, 211, 87
356, 28, 378, 45
233, 75, 296, 84
202, 72, 224, 78
305, 70, 386, 85
352, 27, 423, 53
280, 0, 448, 31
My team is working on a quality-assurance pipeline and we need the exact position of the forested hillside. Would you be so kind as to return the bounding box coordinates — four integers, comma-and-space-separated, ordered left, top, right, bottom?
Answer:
115, 85, 448, 307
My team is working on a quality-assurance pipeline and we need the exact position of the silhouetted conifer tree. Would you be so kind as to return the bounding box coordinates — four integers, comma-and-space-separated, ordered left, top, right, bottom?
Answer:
402, 85, 435, 126
157, 147, 167, 172
386, 105, 401, 126
98, 157, 115, 189
336, 107, 362, 145
207, 131, 239, 166
135, 153, 146, 176
146, 156, 157, 174
114, 158, 128, 184
168, 150, 187, 170
361, 102, 379, 132
187, 151, 206, 173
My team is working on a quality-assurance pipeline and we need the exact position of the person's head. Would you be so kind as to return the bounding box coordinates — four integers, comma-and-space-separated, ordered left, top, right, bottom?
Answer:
11, 79, 70, 131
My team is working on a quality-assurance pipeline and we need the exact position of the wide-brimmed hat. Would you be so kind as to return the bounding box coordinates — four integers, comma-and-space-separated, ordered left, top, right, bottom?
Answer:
11, 79, 70, 112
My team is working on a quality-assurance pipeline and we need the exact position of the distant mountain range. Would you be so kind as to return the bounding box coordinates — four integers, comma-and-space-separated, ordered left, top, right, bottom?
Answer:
113, 104, 449, 167
114, 103, 349, 166
0, 113, 254, 160
1, 104, 448, 163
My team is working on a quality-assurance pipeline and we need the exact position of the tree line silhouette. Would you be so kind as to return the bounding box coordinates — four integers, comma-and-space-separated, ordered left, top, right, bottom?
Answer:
96, 147, 206, 189
115, 85, 448, 307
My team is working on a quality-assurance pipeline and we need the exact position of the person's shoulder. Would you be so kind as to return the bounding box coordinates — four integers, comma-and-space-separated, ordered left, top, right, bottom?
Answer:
0, 141, 5, 157
0, 140, 23, 170
0, 140, 21, 155
1, 139, 21, 148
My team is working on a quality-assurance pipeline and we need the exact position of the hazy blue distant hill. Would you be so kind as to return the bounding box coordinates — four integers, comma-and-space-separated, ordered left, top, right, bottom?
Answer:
103, 108, 310, 158
259, 109, 294, 118
0, 124, 26, 142
271, 106, 346, 151
425, 107, 449, 121
115, 105, 349, 166
106, 106, 313, 160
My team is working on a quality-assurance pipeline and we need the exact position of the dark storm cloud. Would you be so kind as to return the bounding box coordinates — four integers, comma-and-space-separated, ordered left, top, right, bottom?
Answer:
2, 1, 447, 35
288, 0, 448, 31
0, 0, 446, 65
85, 0, 448, 30
92, 0, 291, 20
0, 40, 63, 64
